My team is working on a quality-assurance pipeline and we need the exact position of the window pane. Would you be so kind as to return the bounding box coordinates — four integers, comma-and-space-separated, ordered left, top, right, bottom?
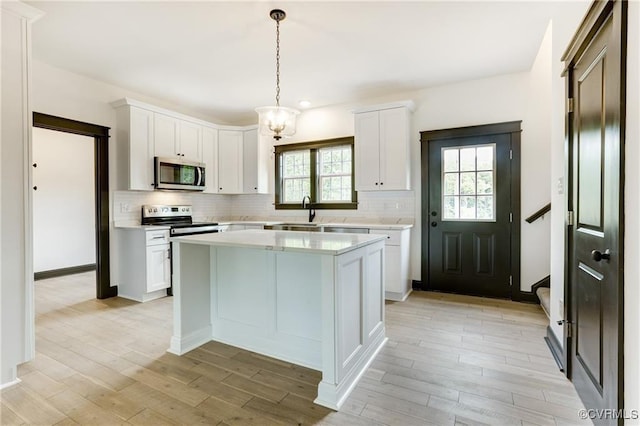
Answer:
477, 146, 494, 170
477, 196, 494, 220
460, 196, 476, 219
443, 196, 459, 219
276, 139, 355, 208
460, 148, 476, 171
460, 172, 476, 195
443, 173, 459, 195
477, 171, 493, 194
441, 143, 496, 222
443, 149, 459, 172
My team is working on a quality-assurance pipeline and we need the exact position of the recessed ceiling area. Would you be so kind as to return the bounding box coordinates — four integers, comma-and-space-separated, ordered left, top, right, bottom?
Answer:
27, 1, 589, 125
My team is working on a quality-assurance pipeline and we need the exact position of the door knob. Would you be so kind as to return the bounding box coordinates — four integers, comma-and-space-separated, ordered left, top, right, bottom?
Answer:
431, 221, 437, 227
431, 211, 437, 217
591, 249, 611, 262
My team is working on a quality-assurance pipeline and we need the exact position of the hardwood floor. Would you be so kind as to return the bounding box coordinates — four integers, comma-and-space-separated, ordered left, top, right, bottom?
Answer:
1, 272, 588, 425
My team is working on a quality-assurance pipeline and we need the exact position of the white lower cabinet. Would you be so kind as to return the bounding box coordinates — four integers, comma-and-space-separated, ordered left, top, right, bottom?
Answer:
146, 243, 171, 293
116, 228, 171, 302
378, 228, 411, 301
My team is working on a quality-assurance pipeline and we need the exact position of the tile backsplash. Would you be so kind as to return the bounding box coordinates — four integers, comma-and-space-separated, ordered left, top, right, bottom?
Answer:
112, 190, 415, 225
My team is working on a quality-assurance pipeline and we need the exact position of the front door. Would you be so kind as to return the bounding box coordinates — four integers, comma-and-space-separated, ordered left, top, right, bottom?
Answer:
421, 122, 521, 298
564, 1, 625, 421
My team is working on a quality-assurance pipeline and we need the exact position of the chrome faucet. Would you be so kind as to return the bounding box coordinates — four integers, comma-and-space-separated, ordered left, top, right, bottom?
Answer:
302, 195, 316, 223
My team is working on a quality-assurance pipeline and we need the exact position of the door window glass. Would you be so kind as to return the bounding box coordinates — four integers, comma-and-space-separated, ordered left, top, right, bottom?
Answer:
442, 144, 496, 221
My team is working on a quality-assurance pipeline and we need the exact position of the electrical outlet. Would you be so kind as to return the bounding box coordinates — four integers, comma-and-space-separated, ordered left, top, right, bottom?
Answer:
558, 299, 564, 318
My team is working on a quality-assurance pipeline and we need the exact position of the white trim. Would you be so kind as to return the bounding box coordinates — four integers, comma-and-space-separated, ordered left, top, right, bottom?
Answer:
110, 97, 258, 131
351, 100, 416, 114
167, 325, 212, 356
0, 378, 22, 390
385, 288, 412, 302
1, 1, 44, 22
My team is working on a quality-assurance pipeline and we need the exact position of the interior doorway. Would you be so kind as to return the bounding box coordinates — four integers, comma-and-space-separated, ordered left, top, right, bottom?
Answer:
420, 121, 522, 299
33, 128, 96, 279
32, 112, 115, 299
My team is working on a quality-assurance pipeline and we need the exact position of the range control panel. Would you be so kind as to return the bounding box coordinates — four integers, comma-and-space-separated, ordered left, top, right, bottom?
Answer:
142, 205, 192, 219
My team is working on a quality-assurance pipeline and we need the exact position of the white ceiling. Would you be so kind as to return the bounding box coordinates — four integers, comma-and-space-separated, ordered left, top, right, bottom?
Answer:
28, 1, 588, 125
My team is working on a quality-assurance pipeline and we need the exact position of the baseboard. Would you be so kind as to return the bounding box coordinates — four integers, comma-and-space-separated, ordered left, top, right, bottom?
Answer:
512, 275, 551, 303
168, 326, 212, 356
385, 289, 412, 301
35, 264, 96, 281
0, 378, 21, 390
544, 325, 564, 372
412, 279, 423, 290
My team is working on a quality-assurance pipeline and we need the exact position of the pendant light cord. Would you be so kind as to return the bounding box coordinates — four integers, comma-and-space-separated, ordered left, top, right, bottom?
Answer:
275, 17, 281, 108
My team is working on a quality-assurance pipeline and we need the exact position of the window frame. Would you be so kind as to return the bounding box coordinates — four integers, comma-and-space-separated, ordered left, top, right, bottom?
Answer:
274, 136, 357, 210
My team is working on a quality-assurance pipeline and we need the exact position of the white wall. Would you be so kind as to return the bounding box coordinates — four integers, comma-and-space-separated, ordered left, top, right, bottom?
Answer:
32, 128, 95, 272
624, 0, 640, 417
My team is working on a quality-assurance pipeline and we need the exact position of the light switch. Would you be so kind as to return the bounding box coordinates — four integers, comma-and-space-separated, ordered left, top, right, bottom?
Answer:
556, 177, 564, 195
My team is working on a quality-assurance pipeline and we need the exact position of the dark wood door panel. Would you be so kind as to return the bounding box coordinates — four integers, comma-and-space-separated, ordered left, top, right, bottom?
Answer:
422, 127, 518, 299
564, 1, 625, 421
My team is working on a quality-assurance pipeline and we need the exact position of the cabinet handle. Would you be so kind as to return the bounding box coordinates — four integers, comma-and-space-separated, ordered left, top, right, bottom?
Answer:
380, 182, 384, 185
33, 163, 37, 168
151, 235, 166, 240
33, 186, 37, 190
375, 182, 378, 186
219, 187, 223, 190
254, 187, 257, 190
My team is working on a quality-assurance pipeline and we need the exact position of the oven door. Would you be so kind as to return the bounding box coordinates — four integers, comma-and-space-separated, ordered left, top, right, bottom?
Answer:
155, 157, 206, 191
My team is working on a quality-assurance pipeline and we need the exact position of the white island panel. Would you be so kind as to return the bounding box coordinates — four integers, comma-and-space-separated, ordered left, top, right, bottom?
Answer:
169, 230, 387, 410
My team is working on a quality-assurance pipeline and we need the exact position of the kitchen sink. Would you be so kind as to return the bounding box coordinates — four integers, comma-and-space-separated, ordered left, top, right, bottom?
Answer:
264, 223, 369, 234
264, 223, 323, 232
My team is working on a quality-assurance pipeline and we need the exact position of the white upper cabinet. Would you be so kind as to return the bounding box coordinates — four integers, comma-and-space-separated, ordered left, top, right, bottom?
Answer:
154, 113, 202, 161
179, 120, 203, 160
218, 130, 243, 194
242, 128, 269, 194
201, 127, 219, 194
153, 113, 179, 158
113, 98, 265, 195
354, 101, 414, 191
115, 105, 155, 191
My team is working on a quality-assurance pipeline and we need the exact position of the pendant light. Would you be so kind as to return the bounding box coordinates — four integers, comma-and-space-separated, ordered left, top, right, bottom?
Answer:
255, 9, 299, 141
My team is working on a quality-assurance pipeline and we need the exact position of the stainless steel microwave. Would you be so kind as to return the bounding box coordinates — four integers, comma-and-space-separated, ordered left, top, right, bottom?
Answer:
154, 157, 206, 191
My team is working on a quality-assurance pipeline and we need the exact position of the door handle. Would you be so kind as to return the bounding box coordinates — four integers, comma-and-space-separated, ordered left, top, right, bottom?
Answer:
431, 221, 437, 227
591, 249, 611, 262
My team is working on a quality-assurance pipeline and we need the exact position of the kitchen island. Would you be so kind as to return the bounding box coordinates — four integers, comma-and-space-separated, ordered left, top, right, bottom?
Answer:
169, 229, 387, 410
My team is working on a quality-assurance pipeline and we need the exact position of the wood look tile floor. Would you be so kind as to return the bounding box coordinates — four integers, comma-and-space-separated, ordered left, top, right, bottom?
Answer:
1, 272, 589, 425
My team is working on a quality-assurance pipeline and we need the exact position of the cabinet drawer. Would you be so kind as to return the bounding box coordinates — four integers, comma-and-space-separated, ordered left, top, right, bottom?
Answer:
146, 229, 170, 245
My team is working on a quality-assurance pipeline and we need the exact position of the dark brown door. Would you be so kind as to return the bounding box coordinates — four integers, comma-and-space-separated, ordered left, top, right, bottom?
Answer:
564, 1, 625, 422
421, 122, 520, 298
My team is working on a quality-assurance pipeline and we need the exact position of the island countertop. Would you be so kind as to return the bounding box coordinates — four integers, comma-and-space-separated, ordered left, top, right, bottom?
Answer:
171, 229, 387, 255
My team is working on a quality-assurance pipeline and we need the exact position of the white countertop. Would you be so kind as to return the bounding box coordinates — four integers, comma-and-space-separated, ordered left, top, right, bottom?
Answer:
115, 220, 412, 231
171, 229, 387, 255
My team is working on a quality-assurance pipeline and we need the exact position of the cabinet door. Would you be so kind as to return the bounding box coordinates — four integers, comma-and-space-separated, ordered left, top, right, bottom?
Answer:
378, 107, 410, 190
354, 111, 381, 191
202, 127, 218, 194
218, 130, 243, 193
146, 244, 171, 292
179, 121, 202, 161
242, 128, 259, 193
129, 107, 155, 191
384, 245, 401, 294
154, 113, 179, 158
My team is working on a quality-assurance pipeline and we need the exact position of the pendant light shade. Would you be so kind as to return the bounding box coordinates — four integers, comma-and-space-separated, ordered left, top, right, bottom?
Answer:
256, 9, 299, 141
256, 106, 299, 140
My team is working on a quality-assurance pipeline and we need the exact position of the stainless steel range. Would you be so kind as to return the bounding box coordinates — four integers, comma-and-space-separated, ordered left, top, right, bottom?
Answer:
141, 205, 222, 236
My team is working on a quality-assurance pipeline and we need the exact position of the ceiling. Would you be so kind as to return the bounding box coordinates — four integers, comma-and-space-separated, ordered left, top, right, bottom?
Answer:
28, 1, 588, 125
